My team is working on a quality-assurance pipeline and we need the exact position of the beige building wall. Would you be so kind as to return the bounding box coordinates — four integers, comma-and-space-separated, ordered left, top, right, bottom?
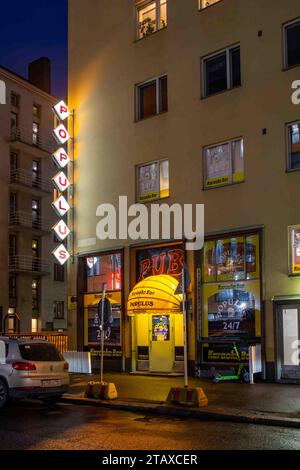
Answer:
68, 0, 300, 374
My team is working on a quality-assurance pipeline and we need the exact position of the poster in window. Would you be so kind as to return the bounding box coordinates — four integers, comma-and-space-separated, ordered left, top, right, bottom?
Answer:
205, 143, 231, 188
137, 162, 160, 202
152, 315, 170, 342
216, 237, 245, 281
136, 244, 184, 282
289, 225, 300, 275
202, 280, 261, 339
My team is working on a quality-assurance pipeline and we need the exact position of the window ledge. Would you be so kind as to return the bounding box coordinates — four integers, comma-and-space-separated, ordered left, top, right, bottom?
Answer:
285, 168, 300, 173
134, 26, 167, 43
198, 1, 224, 13
203, 180, 245, 191
201, 84, 242, 101
283, 63, 300, 72
135, 110, 168, 123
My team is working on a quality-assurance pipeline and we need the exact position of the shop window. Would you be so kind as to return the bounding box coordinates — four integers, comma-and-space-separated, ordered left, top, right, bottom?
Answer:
288, 225, 300, 275
287, 121, 300, 170
53, 301, 65, 319
202, 233, 261, 343
203, 138, 244, 189
202, 45, 241, 97
136, 75, 168, 120
86, 253, 122, 293
136, 159, 169, 202
136, 0, 167, 40
199, 0, 222, 9
284, 19, 300, 69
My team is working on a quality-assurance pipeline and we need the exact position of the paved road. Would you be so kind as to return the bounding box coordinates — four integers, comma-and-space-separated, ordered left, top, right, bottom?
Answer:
0, 401, 300, 450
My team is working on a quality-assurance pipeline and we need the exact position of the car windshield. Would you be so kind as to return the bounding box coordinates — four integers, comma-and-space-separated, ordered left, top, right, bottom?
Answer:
19, 343, 63, 362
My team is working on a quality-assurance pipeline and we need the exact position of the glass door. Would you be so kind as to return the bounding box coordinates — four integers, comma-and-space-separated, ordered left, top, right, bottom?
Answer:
277, 305, 300, 380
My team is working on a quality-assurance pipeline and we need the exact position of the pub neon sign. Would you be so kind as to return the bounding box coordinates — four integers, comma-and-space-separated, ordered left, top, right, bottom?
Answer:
51, 100, 71, 265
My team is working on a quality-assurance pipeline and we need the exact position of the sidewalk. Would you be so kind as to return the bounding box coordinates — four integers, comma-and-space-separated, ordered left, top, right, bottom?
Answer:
62, 372, 300, 428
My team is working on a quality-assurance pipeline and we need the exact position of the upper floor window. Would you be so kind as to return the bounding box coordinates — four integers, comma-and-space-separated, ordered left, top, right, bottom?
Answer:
53, 301, 65, 320
32, 279, 39, 311
202, 45, 241, 97
32, 122, 40, 146
203, 138, 244, 189
136, 159, 169, 202
11, 112, 18, 129
11, 92, 19, 108
199, 0, 222, 9
136, 0, 167, 39
136, 75, 168, 120
32, 160, 39, 186
287, 121, 300, 171
284, 19, 300, 69
10, 152, 18, 173
33, 104, 41, 118
54, 263, 65, 282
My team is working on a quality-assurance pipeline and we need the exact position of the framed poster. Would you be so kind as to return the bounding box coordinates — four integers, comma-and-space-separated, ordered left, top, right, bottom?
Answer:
137, 161, 160, 202
204, 142, 231, 188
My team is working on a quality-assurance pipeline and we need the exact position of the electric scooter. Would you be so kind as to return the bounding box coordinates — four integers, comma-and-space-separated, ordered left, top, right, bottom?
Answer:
211, 343, 250, 383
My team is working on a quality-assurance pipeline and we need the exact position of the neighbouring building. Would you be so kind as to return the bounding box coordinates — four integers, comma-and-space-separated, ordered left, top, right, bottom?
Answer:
0, 58, 68, 334
68, 0, 300, 382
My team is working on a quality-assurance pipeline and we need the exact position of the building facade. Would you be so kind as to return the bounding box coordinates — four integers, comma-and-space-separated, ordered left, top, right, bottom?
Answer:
68, 0, 300, 382
0, 60, 68, 334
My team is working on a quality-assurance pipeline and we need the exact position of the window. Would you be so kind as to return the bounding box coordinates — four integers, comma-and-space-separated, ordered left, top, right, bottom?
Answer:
9, 235, 17, 257
32, 279, 39, 310
53, 301, 65, 320
9, 193, 17, 215
136, 0, 167, 39
284, 19, 300, 69
203, 45, 241, 97
288, 225, 300, 275
86, 253, 122, 293
33, 104, 40, 118
10, 152, 18, 173
32, 160, 39, 186
32, 122, 40, 146
287, 121, 300, 170
136, 75, 168, 120
54, 263, 65, 282
11, 112, 18, 129
11, 92, 19, 107
203, 138, 244, 189
136, 159, 169, 201
32, 239, 39, 271
199, 0, 222, 9
32, 199, 40, 229
9, 276, 17, 299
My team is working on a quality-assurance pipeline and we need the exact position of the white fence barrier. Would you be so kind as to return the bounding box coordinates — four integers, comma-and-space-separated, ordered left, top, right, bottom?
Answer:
249, 344, 262, 384
64, 351, 92, 374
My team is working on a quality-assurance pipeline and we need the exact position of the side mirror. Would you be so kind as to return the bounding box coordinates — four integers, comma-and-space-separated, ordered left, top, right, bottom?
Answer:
0, 340, 6, 364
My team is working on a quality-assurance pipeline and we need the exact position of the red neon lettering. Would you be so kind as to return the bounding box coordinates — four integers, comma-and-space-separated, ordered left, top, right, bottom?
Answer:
151, 253, 166, 276
139, 258, 151, 281
167, 249, 184, 276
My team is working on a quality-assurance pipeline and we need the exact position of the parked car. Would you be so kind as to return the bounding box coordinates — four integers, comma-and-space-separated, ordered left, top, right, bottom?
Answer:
0, 337, 70, 409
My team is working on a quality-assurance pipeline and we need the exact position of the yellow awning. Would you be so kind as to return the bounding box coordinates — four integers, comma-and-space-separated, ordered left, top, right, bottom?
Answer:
127, 274, 183, 316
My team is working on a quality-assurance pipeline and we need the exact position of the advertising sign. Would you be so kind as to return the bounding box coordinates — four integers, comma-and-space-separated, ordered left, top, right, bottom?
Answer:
136, 244, 184, 282
202, 280, 261, 339
137, 161, 159, 202
202, 343, 250, 364
289, 225, 300, 275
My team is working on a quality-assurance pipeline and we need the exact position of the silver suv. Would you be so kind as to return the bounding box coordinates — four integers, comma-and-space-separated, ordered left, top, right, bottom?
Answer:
0, 337, 70, 409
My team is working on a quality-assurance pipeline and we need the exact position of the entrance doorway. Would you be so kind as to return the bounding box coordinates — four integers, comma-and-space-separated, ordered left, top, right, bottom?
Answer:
275, 303, 300, 381
149, 315, 174, 372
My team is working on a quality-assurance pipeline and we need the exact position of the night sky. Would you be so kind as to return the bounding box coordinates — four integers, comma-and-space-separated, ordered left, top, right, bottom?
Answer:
0, 0, 68, 98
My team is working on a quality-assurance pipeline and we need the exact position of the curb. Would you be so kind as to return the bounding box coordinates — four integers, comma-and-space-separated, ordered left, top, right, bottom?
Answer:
61, 395, 300, 429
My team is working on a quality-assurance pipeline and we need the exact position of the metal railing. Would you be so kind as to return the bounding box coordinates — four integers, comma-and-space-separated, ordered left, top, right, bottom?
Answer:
10, 169, 52, 193
11, 126, 56, 154
9, 255, 51, 274
2, 332, 68, 354
9, 211, 51, 232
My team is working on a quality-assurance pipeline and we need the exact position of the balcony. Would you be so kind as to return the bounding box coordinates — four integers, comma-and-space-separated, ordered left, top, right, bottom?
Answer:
9, 211, 52, 234
10, 169, 52, 195
9, 255, 51, 275
11, 126, 56, 155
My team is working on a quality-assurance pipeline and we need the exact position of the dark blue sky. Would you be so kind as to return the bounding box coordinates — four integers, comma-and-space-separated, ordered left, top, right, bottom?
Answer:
0, 0, 68, 98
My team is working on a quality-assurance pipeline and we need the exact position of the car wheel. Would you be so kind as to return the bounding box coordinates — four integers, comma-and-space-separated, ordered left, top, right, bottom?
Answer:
0, 379, 9, 410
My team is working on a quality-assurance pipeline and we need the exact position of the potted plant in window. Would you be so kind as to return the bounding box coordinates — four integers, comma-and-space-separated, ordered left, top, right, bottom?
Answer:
139, 17, 155, 38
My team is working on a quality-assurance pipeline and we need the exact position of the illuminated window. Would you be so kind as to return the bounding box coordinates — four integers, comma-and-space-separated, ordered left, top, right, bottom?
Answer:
136, 75, 168, 120
202, 45, 241, 97
284, 19, 300, 69
33, 104, 40, 118
32, 122, 40, 146
199, 0, 222, 10
203, 138, 244, 189
136, 159, 169, 202
287, 121, 300, 170
136, 0, 167, 39
32, 279, 39, 310
86, 253, 122, 293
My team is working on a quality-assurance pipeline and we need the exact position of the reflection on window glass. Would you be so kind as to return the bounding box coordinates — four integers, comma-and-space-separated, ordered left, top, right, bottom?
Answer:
216, 237, 245, 281
285, 21, 300, 68
288, 122, 300, 170
160, 160, 169, 198
86, 253, 122, 293
200, 0, 222, 9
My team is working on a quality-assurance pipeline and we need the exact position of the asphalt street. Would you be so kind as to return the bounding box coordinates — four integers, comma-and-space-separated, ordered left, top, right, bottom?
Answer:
0, 400, 300, 450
